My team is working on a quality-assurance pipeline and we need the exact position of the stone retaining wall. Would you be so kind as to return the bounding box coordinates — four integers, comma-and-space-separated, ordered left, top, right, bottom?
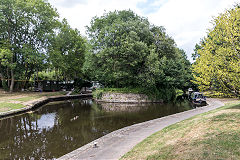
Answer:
100, 102, 150, 112
97, 92, 162, 103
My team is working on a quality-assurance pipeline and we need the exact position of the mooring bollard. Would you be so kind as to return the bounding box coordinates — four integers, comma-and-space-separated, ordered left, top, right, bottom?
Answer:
93, 142, 98, 148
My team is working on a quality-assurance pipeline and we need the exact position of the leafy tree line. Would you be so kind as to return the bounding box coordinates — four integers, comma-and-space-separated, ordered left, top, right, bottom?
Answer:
0, 0, 193, 99
83, 10, 193, 101
193, 4, 240, 97
0, 0, 87, 92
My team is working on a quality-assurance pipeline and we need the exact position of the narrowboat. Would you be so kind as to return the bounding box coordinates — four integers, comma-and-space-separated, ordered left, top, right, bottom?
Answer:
190, 92, 207, 105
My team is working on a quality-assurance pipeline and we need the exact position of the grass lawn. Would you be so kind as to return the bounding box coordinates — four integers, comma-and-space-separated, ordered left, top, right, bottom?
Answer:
13, 91, 67, 102
0, 90, 67, 113
0, 102, 25, 112
121, 101, 240, 160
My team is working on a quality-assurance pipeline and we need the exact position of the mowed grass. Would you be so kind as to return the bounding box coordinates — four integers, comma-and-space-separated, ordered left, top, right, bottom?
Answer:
0, 90, 67, 113
14, 91, 67, 102
121, 101, 240, 160
0, 102, 25, 112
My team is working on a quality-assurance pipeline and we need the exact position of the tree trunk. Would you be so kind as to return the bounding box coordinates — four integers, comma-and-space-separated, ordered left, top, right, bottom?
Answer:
10, 69, 14, 92
7, 68, 10, 87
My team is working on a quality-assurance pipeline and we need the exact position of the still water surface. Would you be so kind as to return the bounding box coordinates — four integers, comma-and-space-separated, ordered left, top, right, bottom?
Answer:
0, 99, 193, 159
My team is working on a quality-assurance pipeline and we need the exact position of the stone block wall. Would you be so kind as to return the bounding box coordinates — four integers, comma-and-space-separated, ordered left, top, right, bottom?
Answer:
97, 92, 162, 103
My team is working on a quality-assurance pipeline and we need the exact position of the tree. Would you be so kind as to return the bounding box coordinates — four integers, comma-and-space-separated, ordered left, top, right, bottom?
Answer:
85, 10, 152, 87
48, 19, 87, 81
0, 0, 59, 92
193, 5, 240, 97
84, 10, 193, 100
0, 46, 14, 89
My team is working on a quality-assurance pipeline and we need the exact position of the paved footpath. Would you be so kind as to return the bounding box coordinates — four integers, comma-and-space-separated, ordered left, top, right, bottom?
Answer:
58, 98, 224, 160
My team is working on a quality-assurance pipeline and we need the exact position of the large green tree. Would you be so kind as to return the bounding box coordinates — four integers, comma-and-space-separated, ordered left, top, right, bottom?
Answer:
0, 0, 59, 92
85, 10, 152, 87
193, 5, 240, 97
48, 19, 87, 81
84, 10, 192, 100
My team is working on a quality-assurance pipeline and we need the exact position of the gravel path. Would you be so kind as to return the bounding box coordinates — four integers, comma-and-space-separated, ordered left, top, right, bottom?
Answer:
58, 98, 225, 160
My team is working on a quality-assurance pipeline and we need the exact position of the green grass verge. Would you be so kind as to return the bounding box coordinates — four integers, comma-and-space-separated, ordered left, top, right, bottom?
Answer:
0, 102, 25, 113
13, 91, 67, 102
121, 101, 240, 160
14, 96, 37, 102
0, 91, 68, 113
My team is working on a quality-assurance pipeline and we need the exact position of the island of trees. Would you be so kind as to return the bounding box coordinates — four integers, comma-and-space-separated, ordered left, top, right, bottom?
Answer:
0, 0, 239, 100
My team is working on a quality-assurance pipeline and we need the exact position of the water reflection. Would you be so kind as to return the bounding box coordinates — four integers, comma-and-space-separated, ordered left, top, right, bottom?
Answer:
0, 99, 193, 159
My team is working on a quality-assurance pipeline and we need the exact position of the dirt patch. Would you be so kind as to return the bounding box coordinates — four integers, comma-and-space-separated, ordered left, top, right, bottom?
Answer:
0, 107, 9, 112
22, 97, 47, 106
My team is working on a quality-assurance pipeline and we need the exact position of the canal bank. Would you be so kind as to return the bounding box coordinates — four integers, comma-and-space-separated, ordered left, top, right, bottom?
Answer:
58, 98, 225, 160
0, 93, 92, 119
95, 92, 163, 103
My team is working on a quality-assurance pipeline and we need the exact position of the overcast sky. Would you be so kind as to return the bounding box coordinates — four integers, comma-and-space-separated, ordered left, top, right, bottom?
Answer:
48, 0, 237, 61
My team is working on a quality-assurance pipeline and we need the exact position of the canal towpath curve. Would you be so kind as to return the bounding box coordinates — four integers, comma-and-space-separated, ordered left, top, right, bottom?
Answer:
58, 98, 225, 160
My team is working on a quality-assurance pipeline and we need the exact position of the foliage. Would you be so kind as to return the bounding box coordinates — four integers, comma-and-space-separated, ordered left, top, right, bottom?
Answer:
37, 70, 58, 81
1, 80, 9, 91
193, 5, 240, 97
0, 0, 59, 91
48, 19, 87, 81
176, 89, 184, 97
92, 89, 104, 99
85, 10, 193, 101
203, 91, 235, 98
0, 48, 14, 68
0, 1, 87, 92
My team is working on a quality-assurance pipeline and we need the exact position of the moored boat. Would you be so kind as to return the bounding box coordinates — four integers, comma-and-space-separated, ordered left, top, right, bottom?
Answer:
190, 92, 207, 105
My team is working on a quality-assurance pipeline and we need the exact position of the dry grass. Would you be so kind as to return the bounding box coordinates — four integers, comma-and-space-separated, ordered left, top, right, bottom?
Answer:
121, 100, 240, 160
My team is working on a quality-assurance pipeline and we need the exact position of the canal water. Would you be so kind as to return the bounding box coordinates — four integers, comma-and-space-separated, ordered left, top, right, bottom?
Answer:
0, 99, 194, 159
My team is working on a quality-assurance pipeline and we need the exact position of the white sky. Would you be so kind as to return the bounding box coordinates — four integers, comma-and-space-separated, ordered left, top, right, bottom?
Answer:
48, 0, 238, 61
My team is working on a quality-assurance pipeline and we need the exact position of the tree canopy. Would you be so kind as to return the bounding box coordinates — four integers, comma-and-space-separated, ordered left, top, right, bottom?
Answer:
0, 2, 193, 98
192, 5, 240, 97
0, 0, 87, 91
84, 10, 192, 100
0, 0, 59, 91
48, 19, 87, 81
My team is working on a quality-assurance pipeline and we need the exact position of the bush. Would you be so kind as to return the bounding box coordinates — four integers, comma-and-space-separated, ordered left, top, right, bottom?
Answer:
2, 80, 9, 91
92, 89, 104, 99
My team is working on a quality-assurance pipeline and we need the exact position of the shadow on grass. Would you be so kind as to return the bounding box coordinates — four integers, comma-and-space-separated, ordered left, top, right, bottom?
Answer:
211, 112, 240, 123
227, 103, 240, 109
199, 131, 240, 159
